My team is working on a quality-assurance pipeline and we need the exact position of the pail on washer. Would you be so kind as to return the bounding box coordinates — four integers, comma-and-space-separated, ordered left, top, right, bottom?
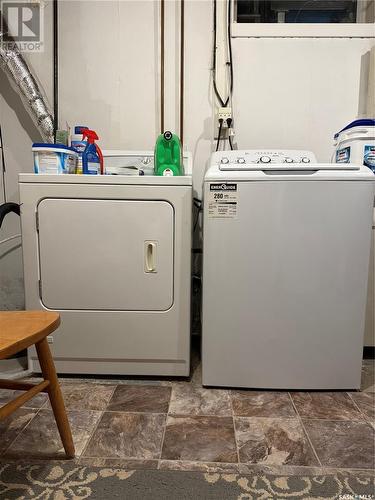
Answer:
32, 143, 78, 174
333, 119, 375, 172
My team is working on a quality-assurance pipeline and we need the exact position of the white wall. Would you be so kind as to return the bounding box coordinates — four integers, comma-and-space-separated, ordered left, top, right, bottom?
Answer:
184, 0, 214, 193
0, 0, 374, 310
231, 38, 375, 161
57, 0, 213, 195
59, 0, 160, 149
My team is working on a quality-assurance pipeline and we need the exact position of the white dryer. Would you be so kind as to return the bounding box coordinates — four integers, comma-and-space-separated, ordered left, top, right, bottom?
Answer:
202, 150, 374, 390
19, 152, 192, 376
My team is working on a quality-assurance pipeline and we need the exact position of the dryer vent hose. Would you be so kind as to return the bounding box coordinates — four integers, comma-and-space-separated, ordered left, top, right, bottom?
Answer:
0, 16, 54, 143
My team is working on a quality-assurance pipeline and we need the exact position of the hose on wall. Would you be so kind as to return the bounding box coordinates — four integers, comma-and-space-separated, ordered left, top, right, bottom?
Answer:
180, 0, 184, 145
0, 17, 54, 143
160, 0, 165, 134
367, 46, 375, 117
53, 0, 58, 139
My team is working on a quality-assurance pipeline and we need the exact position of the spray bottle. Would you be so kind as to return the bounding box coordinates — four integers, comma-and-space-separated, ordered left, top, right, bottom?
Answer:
82, 129, 104, 175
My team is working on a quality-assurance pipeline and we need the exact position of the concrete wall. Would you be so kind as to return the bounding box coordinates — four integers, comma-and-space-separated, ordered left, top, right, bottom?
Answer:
0, 0, 374, 310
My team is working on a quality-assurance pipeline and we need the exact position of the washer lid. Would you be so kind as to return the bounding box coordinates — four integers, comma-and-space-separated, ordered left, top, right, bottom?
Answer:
213, 149, 318, 169
205, 163, 374, 182
207, 151, 373, 181
219, 162, 360, 171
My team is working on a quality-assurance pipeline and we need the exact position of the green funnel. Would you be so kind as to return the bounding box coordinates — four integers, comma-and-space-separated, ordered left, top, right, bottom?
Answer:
154, 131, 183, 176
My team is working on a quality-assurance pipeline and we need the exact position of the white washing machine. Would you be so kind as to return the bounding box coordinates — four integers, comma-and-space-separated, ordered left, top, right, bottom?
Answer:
202, 150, 374, 390
19, 152, 192, 376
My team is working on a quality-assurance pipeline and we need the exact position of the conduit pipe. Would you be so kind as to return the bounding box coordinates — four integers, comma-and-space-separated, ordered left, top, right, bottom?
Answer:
160, 0, 165, 133
367, 46, 375, 117
53, 0, 58, 139
180, 0, 184, 145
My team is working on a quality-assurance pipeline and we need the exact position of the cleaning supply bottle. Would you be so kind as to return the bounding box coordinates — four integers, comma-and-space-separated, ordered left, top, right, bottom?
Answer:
154, 131, 183, 176
82, 129, 104, 175
71, 126, 89, 174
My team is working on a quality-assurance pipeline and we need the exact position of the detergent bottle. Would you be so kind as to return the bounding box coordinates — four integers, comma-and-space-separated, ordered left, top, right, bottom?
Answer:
154, 131, 183, 176
82, 129, 104, 175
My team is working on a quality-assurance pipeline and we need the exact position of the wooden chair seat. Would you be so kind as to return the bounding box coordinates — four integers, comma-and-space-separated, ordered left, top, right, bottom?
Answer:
0, 311, 60, 359
0, 311, 75, 458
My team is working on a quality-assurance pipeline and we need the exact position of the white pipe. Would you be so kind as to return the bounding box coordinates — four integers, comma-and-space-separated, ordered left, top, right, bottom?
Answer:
367, 46, 375, 117
0, 234, 21, 246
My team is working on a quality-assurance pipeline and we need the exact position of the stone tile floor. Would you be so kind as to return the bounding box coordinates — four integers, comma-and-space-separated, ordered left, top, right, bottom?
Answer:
0, 358, 374, 476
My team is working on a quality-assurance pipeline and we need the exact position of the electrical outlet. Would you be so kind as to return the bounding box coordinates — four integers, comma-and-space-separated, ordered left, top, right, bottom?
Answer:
217, 107, 232, 127
47, 336, 53, 344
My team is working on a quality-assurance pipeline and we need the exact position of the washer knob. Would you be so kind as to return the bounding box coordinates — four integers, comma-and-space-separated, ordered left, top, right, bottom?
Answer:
259, 156, 271, 163
284, 157, 293, 163
301, 157, 310, 163
221, 157, 229, 164
237, 157, 245, 164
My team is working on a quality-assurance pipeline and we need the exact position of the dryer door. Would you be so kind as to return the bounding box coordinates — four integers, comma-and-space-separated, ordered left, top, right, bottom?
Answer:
37, 198, 174, 311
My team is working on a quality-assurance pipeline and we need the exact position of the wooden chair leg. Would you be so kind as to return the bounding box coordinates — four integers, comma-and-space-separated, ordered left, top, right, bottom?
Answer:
35, 338, 75, 458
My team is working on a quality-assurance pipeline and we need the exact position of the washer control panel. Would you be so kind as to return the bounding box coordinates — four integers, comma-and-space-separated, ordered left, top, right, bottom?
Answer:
216, 150, 317, 170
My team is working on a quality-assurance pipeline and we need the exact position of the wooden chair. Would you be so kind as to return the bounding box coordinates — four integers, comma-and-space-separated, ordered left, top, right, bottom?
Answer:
0, 311, 75, 458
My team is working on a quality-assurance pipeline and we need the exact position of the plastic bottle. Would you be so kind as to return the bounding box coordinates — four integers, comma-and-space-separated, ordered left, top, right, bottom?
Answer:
82, 130, 104, 175
154, 131, 183, 176
71, 126, 89, 174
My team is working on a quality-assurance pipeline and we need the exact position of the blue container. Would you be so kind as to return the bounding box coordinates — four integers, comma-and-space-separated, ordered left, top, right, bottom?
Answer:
32, 143, 78, 174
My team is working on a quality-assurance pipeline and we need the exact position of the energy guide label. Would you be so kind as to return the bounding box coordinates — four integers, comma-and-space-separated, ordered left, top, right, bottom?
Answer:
208, 183, 238, 218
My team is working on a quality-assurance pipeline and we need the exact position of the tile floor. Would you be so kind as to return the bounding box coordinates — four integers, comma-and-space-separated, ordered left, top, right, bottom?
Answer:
0, 357, 374, 475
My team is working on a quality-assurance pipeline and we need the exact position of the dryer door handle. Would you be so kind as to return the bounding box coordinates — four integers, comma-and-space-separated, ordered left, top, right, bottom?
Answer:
144, 241, 157, 273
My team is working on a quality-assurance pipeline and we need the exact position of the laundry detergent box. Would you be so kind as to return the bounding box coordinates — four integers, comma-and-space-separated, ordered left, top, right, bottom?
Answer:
33, 143, 78, 174
333, 119, 375, 172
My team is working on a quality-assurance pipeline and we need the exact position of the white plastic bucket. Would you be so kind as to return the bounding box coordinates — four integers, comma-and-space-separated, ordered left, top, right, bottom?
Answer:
32, 143, 78, 174
333, 119, 375, 172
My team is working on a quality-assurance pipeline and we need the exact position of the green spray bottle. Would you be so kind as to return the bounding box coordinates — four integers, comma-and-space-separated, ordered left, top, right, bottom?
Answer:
154, 131, 184, 176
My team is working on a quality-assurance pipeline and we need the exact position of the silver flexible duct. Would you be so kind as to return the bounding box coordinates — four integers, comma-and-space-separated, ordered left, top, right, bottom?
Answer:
0, 24, 54, 143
